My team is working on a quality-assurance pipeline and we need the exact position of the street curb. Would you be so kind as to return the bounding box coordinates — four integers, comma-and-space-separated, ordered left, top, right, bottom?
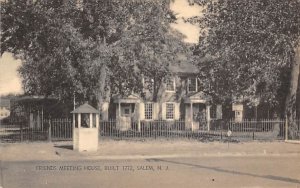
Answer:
2, 151, 299, 162
49, 152, 300, 161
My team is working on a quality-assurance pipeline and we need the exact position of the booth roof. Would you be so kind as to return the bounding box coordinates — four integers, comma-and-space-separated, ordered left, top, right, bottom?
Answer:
71, 103, 99, 114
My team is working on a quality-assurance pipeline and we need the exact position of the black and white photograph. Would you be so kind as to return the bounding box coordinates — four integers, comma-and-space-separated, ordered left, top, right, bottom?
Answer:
0, 0, 300, 187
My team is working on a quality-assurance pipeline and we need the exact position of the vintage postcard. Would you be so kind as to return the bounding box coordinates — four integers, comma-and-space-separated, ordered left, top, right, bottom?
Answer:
0, 0, 300, 187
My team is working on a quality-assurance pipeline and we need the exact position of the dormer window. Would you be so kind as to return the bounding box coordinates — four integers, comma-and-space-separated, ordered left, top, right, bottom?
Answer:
143, 77, 154, 92
166, 77, 175, 92
76, 0, 84, 10
188, 78, 197, 92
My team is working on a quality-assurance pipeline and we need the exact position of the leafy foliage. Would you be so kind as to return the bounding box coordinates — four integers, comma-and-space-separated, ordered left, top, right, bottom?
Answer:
1, 0, 187, 106
191, 0, 300, 108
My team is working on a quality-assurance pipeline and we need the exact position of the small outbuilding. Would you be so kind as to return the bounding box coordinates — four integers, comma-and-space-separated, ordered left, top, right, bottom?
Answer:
71, 103, 100, 152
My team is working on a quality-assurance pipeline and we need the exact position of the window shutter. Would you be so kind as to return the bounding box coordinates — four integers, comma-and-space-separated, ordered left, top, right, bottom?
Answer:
217, 105, 222, 119
152, 103, 159, 120
197, 78, 201, 92
139, 103, 145, 120
174, 103, 180, 120
161, 103, 166, 120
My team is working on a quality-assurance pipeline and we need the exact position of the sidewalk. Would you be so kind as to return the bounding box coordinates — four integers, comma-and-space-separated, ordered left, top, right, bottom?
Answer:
1, 140, 300, 161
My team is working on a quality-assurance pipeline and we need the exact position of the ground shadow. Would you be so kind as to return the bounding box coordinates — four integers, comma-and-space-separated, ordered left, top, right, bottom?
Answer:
152, 158, 300, 185
54, 145, 73, 150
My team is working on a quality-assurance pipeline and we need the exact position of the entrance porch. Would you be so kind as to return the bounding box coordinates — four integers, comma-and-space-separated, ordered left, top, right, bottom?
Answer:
112, 94, 141, 131
184, 92, 211, 131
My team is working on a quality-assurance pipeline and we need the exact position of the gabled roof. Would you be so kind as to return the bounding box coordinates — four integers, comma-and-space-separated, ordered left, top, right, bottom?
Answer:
12, 95, 57, 103
71, 103, 99, 114
184, 91, 212, 104
169, 62, 199, 74
169, 53, 199, 74
0, 98, 10, 108
112, 94, 141, 103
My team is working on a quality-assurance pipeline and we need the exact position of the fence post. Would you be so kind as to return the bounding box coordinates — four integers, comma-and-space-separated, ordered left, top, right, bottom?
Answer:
48, 119, 52, 142
285, 116, 288, 141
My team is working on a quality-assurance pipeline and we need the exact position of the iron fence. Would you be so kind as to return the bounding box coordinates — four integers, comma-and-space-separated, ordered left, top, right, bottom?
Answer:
49, 118, 72, 141
100, 119, 226, 140
0, 123, 48, 142
227, 119, 286, 141
1, 118, 300, 142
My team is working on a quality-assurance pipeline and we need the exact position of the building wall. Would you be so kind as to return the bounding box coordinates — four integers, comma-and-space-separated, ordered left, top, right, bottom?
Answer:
139, 74, 207, 121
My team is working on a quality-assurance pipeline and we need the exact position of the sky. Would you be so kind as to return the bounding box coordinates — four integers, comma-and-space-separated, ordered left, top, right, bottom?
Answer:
0, 52, 23, 95
0, 0, 202, 96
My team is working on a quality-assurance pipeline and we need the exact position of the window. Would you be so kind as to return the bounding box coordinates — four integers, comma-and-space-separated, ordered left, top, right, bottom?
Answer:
75, 114, 78, 128
92, 114, 96, 128
121, 104, 131, 117
188, 78, 197, 92
166, 78, 175, 92
210, 105, 217, 119
81, 113, 90, 128
144, 103, 153, 120
166, 103, 174, 120
124, 109, 130, 115
143, 77, 154, 92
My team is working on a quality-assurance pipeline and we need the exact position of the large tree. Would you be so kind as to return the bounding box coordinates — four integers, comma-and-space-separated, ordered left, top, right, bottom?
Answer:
0, 0, 187, 113
191, 0, 300, 137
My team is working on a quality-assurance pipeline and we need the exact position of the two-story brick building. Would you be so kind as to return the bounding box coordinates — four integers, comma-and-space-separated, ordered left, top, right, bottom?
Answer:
100, 60, 223, 131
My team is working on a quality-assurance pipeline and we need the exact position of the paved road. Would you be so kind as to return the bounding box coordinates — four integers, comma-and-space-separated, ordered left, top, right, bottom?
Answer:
1, 156, 300, 188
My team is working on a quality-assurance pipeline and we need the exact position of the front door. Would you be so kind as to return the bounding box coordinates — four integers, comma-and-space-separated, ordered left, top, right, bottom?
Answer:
192, 103, 206, 130
119, 103, 135, 131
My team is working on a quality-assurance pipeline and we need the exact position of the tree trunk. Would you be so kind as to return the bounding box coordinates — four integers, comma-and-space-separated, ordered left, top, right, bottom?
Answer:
297, 68, 300, 118
285, 44, 300, 139
97, 64, 108, 119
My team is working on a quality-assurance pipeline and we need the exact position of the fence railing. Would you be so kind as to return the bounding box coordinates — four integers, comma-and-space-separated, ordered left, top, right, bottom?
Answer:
99, 119, 288, 141
0, 122, 48, 142
1, 118, 299, 142
99, 119, 222, 140
227, 119, 286, 140
49, 118, 72, 141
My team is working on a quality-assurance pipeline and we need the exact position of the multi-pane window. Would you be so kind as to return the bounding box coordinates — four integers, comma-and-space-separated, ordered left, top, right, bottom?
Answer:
166, 78, 175, 91
188, 78, 197, 92
121, 104, 131, 117
143, 77, 154, 92
166, 103, 174, 120
210, 105, 217, 119
145, 103, 153, 120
